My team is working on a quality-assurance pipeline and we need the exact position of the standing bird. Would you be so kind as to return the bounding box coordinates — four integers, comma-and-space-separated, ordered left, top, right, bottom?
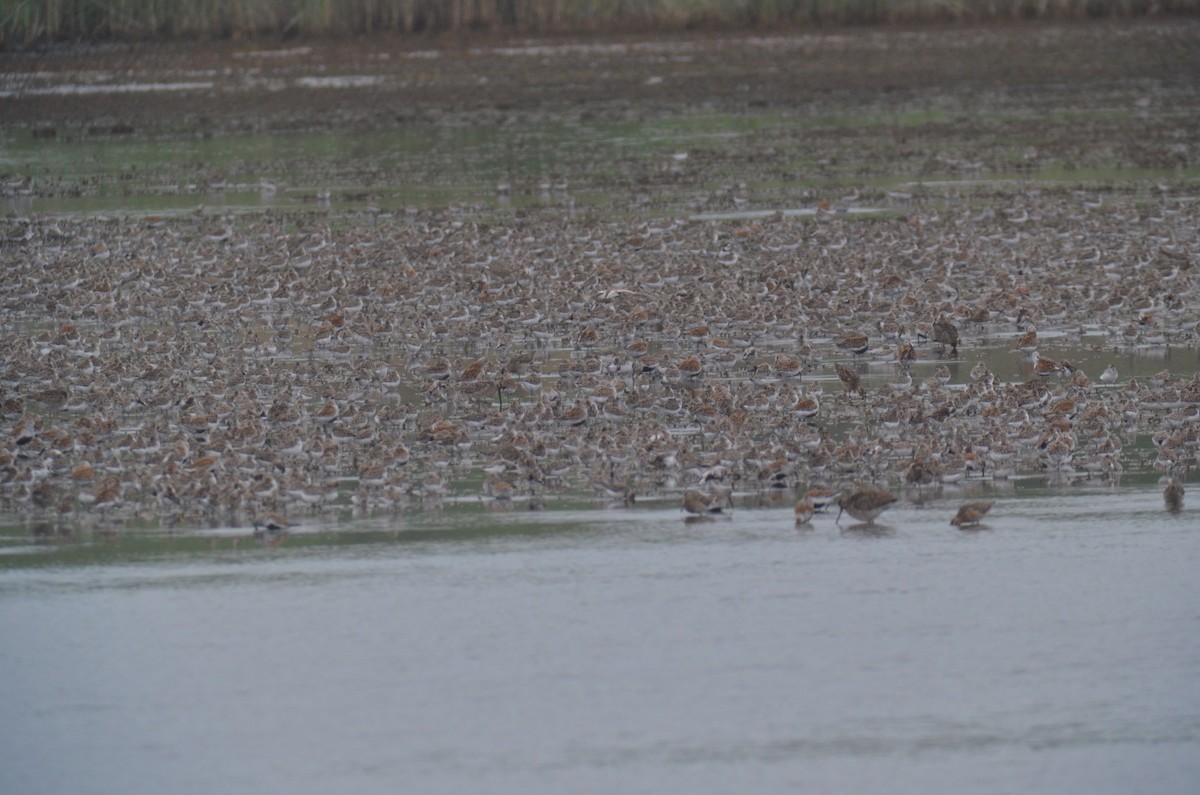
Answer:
1100, 364, 1119, 383
950, 500, 994, 528
1032, 354, 1064, 378
774, 353, 803, 380
793, 497, 815, 526
834, 362, 865, 398
837, 333, 869, 356
557, 399, 590, 427
1016, 325, 1038, 354
683, 489, 727, 516
804, 486, 836, 513
933, 316, 960, 354
790, 391, 820, 421
457, 357, 487, 382
836, 488, 898, 525
677, 354, 704, 380
1163, 477, 1184, 513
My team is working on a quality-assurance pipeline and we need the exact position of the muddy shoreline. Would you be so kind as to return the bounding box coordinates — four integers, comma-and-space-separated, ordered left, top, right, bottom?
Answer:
3, 20, 1198, 216
4, 21, 1198, 139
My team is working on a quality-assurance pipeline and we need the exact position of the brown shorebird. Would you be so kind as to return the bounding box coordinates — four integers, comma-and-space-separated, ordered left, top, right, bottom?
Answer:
1032, 354, 1063, 378
683, 489, 727, 515
774, 353, 803, 380
837, 333, 869, 356
791, 392, 820, 421
804, 487, 836, 513
834, 362, 865, 398
932, 316, 959, 354
1163, 477, 1184, 513
950, 500, 994, 528
793, 497, 815, 525
836, 488, 898, 524
1016, 325, 1038, 353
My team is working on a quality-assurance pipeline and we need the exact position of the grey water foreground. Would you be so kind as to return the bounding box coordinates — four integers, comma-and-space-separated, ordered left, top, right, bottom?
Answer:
2, 490, 1198, 794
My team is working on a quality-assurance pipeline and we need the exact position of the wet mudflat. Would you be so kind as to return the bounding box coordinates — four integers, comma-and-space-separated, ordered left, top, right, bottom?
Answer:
2, 18, 1200, 793
4, 20, 1200, 218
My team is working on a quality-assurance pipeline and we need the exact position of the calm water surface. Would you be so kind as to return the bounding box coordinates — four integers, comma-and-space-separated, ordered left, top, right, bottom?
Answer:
3, 490, 1199, 794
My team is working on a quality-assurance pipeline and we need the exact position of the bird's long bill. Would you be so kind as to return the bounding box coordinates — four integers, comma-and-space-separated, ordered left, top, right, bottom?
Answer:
836, 504, 844, 523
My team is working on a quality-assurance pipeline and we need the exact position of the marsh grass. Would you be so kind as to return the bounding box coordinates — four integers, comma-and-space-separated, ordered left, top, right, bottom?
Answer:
2, 0, 1197, 44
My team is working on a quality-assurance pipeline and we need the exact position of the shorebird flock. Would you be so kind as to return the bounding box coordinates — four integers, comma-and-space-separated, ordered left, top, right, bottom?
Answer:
1, 187, 1197, 533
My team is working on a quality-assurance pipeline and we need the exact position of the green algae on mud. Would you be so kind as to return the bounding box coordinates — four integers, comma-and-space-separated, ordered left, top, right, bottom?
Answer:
5, 116, 1198, 221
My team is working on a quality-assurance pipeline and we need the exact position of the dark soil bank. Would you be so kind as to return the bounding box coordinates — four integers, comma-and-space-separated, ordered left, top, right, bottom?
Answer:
4, 21, 1198, 142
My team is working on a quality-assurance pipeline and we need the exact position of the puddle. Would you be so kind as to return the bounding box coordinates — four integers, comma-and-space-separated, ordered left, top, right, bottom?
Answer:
0, 80, 216, 98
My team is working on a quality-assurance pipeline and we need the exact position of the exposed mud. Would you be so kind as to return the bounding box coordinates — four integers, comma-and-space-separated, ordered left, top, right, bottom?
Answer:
4, 21, 1199, 174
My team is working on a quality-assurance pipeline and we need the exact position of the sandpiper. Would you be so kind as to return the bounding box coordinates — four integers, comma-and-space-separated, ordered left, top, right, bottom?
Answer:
791, 392, 820, 421
683, 489, 727, 515
1163, 477, 1184, 513
1017, 326, 1038, 353
837, 333, 869, 356
950, 500, 994, 528
834, 362, 865, 397
1032, 354, 1063, 378
932, 316, 959, 354
805, 487, 836, 512
774, 353, 803, 380
836, 488, 898, 524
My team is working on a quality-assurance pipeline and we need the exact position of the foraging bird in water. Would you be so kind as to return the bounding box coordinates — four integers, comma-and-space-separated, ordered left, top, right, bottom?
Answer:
683, 489, 727, 515
950, 500, 994, 528
804, 487, 836, 513
834, 362, 865, 398
1163, 477, 1184, 513
836, 488, 898, 525
254, 512, 295, 533
793, 497, 815, 525
1016, 325, 1038, 354
1032, 354, 1064, 378
932, 315, 959, 354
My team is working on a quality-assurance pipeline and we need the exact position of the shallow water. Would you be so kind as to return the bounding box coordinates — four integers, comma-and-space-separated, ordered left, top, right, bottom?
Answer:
2, 489, 1199, 794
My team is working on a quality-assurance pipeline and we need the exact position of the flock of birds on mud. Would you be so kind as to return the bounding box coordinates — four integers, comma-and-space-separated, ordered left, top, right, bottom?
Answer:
1, 184, 1198, 544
